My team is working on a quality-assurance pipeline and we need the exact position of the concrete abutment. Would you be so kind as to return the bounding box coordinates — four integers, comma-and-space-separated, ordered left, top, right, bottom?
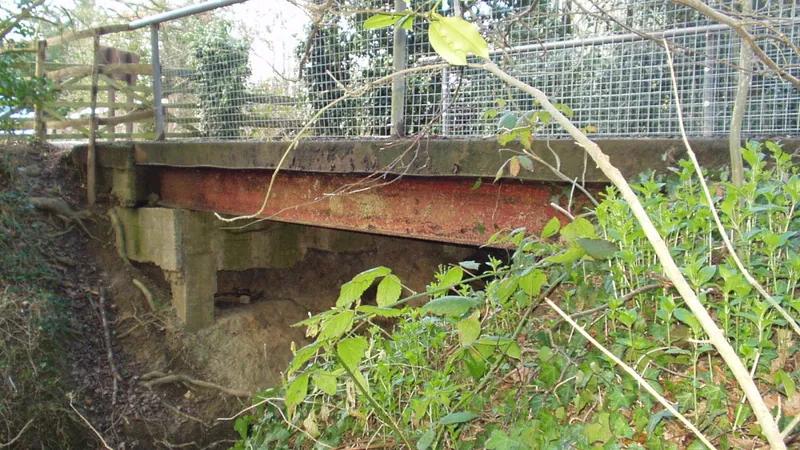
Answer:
114, 206, 473, 330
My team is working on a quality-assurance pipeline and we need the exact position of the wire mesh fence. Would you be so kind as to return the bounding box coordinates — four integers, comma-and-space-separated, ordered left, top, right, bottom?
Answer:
153, 0, 799, 141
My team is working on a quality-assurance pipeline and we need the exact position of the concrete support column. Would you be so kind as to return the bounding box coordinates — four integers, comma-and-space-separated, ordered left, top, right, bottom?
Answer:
169, 209, 217, 330
116, 207, 217, 331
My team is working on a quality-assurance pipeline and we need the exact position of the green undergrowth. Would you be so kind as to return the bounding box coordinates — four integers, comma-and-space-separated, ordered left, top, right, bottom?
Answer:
234, 141, 799, 450
0, 155, 80, 447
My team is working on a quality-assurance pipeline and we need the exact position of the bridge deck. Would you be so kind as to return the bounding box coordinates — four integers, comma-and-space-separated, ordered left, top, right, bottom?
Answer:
81, 138, 782, 246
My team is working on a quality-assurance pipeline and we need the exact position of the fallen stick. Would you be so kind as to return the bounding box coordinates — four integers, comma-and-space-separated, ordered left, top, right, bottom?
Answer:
98, 289, 123, 404
140, 371, 251, 398
132, 279, 156, 312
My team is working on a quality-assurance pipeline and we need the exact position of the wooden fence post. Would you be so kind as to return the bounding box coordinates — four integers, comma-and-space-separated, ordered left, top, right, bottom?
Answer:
88, 33, 100, 207
34, 40, 47, 141
390, 0, 407, 137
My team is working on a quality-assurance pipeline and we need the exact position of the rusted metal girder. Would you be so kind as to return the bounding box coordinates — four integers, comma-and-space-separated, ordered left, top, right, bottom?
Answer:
156, 167, 576, 247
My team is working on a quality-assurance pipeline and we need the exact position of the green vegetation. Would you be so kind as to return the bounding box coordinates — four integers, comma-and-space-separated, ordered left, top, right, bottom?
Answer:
0, 155, 82, 447
234, 142, 799, 449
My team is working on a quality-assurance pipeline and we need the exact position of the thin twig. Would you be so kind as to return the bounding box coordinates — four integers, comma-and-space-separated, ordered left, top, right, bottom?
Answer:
544, 297, 716, 449
0, 418, 34, 448
69, 396, 114, 450
98, 289, 122, 404
140, 371, 251, 398
663, 41, 800, 339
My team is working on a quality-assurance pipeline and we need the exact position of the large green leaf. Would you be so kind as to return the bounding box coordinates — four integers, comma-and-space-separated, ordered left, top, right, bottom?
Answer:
336, 280, 371, 308
428, 16, 490, 65
472, 336, 521, 360
519, 269, 546, 297
422, 296, 479, 317
546, 244, 586, 264
560, 217, 596, 242
318, 310, 355, 341
312, 370, 338, 396
376, 274, 402, 307
457, 311, 481, 346
287, 342, 320, 376
439, 412, 480, 425
285, 373, 309, 411
577, 238, 618, 260
337, 336, 368, 370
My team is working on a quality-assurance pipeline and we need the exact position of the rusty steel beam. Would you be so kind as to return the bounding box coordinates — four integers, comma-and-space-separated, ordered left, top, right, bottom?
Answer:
156, 167, 577, 247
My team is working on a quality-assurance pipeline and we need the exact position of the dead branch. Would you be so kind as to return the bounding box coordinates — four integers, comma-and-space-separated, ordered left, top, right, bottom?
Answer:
132, 279, 156, 313
98, 290, 122, 404
68, 395, 114, 450
673, 0, 800, 89
140, 371, 251, 398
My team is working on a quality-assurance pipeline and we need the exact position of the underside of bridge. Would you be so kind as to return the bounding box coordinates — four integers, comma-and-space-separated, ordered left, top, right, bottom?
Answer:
74, 138, 783, 329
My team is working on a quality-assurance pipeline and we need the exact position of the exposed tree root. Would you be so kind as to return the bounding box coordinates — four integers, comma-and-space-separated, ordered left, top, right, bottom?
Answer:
28, 196, 97, 240
140, 371, 251, 398
132, 279, 157, 313
107, 209, 131, 266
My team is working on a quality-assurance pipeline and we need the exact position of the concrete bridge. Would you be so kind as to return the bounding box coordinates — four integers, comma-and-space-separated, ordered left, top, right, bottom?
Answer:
76, 138, 761, 330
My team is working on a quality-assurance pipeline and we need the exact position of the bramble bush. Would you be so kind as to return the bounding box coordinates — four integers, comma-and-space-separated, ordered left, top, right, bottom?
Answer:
232, 141, 799, 449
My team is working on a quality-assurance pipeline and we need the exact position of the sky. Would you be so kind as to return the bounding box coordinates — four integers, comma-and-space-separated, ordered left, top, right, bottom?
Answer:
47, 0, 312, 82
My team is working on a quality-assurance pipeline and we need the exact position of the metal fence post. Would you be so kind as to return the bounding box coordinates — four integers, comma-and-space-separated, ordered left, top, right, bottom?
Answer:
34, 40, 47, 141
391, 0, 407, 137
151, 23, 165, 141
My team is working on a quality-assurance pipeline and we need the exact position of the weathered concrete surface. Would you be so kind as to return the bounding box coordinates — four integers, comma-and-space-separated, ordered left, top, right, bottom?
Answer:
132, 139, 800, 182
114, 207, 400, 329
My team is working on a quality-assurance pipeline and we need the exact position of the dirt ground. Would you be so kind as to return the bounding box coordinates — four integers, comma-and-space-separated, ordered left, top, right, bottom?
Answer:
0, 142, 477, 448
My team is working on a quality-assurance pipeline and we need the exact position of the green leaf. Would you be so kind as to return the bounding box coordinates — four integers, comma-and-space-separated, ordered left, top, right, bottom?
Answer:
577, 238, 618, 260
560, 217, 596, 241
353, 266, 392, 283
337, 336, 368, 370
697, 265, 717, 286
472, 178, 482, 190
473, 336, 521, 359
312, 370, 338, 395
554, 103, 574, 118
363, 14, 405, 29
673, 308, 701, 335
485, 429, 525, 450
318, 310, 355, 341
497, 112, 517, 130
422, 296, 478, 317
546, 244, 586, 264
517, 155, 534, 171
376, 274, 402, 307
288, 342, 320, 376
457, 311, 481, 346
356, 305, 405, 317
541, 216, 561, 238
519, 269, 546, 297
441, 266, 464, 288
439, 412, 480, 425
417, 428, 435, 450
400, 15, 414, 31
285, 373, 310, 411
428, 16, 490, 65
459, 260, 481, 271
776, 370, 796, 398
337, 280, 371, 308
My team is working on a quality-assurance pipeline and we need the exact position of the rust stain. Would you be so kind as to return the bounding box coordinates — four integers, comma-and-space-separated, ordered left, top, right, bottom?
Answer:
157, 167, 573, 247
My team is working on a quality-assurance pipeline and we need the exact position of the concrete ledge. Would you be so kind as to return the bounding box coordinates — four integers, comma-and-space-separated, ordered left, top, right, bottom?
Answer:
132, 139, 800, 183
